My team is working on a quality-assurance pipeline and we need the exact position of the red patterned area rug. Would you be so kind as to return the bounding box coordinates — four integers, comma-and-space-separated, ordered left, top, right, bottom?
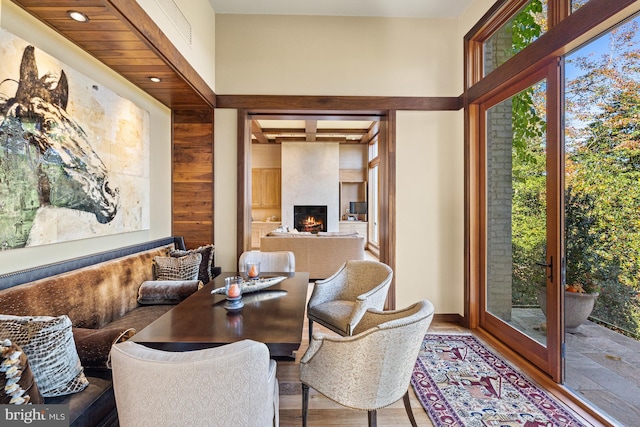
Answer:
411, 334, 587, 427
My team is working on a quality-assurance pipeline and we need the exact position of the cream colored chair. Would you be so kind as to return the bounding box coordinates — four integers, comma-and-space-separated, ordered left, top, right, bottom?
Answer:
300, 300, 434, 427
111, 340, 279, 427
238, 251, 295, 273
306, 260, 392, 341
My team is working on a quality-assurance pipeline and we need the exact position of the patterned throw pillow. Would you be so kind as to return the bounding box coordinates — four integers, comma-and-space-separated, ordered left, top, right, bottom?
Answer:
170, 244, 215, 283
0, 315, 89, 397
153, 252, 202, 281
0, 339, 44, 404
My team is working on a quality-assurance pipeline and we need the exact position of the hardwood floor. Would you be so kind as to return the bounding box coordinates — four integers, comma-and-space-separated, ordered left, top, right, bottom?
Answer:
278, 284, 608, 426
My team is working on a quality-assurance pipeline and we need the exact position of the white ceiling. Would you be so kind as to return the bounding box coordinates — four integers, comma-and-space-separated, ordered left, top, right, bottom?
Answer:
208, 0, 474, 19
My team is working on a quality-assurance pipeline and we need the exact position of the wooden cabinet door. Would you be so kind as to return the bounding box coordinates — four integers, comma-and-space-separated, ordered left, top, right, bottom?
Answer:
252, 169, 262, 207
251, 168, 281, 208
261, 169, 281, 208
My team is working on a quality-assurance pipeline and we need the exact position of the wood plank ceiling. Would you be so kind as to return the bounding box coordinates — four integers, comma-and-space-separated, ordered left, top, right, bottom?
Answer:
11, 0, 216, 110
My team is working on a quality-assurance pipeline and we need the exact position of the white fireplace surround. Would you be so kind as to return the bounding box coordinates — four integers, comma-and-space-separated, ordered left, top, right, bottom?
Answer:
281, 142, 340, 231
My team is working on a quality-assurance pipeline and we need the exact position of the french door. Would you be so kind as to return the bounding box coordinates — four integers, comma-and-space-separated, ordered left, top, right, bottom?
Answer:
479, 62, 564, 381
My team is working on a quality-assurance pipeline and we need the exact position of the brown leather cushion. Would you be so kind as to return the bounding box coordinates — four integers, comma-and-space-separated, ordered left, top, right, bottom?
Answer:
137, 280, 203, 305
72, 327, 136, 369
0, 339, 44, 404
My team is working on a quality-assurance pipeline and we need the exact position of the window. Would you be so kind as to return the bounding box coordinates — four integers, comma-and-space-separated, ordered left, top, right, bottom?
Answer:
571, 0, 590, 12
484, 0, 548, 76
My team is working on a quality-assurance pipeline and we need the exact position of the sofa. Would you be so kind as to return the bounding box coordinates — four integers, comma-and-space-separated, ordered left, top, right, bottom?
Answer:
260, 232, 365, 279
0, 237, 218, 427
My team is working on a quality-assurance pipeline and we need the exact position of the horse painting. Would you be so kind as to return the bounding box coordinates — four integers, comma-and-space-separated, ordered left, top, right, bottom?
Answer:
0, 45, 120, 249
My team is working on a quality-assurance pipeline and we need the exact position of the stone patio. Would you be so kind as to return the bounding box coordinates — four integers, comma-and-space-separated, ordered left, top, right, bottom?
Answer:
512, 308, 640, 426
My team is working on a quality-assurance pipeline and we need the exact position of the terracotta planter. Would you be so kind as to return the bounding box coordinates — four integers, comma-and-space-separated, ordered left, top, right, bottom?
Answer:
537, 288, 599, 333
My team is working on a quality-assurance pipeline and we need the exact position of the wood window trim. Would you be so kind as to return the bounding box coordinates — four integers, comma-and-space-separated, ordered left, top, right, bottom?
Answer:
465, 0, 640, 105
465, 0, 640, 323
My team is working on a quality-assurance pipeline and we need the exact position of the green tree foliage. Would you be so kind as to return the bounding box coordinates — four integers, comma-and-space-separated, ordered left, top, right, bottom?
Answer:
564, 21, 640, 333
511, 131, 547, 305
510, 0, 547, 306
511, 81, 547, 306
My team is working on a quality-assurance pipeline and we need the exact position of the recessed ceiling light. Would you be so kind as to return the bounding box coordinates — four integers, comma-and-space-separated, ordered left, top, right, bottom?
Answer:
67, 10, 89, 23
149, 77, 162, 83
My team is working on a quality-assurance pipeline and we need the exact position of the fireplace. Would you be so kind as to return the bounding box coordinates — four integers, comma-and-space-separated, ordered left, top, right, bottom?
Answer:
294, 205, 327, 233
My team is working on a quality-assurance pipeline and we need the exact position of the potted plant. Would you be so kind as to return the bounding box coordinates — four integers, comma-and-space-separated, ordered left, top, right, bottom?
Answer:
537, 278, 600, 333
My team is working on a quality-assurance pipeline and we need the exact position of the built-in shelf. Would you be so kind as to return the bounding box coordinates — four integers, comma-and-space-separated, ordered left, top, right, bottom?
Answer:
339, 180, 367, 222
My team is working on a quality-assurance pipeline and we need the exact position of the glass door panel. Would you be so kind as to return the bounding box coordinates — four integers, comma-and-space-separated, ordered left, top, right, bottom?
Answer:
481, 73, 562, 379
486, 80, 548, 346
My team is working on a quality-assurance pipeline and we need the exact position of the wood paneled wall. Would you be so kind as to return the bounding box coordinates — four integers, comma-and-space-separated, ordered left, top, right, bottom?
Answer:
172, 109, 215, 249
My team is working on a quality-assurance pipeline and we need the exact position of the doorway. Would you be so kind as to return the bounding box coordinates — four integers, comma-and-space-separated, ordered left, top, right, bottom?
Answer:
236, 110, 397, 308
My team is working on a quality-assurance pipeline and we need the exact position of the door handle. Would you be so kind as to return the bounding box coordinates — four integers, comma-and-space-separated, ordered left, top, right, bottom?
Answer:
536, 256, 553, 282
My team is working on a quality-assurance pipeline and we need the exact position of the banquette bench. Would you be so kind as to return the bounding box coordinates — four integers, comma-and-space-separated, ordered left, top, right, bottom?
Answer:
0, 237, 218, 426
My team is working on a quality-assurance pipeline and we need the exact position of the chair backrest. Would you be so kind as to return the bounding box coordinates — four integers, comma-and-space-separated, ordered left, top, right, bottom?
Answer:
341, 259, 393, 297
111, 340, 276, 427
347, 300, 434, 408
300, 300, 434, 410
238, 251, 295, 273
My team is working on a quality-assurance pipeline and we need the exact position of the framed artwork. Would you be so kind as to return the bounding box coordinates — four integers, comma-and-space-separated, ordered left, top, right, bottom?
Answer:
0, 29, 150, 250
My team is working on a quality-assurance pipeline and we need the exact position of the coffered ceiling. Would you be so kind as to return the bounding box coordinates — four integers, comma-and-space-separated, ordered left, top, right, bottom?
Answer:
251, 119, 378, 144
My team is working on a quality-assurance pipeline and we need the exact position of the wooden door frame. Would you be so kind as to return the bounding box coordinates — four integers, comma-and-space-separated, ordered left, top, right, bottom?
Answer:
473, 63, 563, 381
235, 109, 397, 308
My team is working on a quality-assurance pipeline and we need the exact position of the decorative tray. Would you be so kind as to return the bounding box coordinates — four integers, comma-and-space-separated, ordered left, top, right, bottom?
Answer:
211, 276, 287, 295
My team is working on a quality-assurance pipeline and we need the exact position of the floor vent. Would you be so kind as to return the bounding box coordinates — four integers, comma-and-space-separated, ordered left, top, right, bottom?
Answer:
155, 0, 192, 45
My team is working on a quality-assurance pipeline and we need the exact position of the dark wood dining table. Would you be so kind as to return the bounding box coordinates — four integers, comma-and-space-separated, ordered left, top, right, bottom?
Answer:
130, 271, 310, 358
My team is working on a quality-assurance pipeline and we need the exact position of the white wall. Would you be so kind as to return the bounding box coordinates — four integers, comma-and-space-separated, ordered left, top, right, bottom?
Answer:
213, 109, 238, 272
216, 15, 461, 96
214, 13, 467, 314
459, 0, 497, 42
396, 111, 464, 312
136, 0, 216, 91
0, 1, 172, 275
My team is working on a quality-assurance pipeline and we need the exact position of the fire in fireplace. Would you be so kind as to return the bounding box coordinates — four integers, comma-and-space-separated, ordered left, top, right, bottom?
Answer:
294, 205, 327, 233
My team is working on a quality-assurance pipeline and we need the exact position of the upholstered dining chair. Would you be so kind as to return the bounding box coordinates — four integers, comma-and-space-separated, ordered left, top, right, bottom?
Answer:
238, 250, 295, 273
306, 260, 393, 341
111, 340, 279, 427
300, 300, 434, 427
